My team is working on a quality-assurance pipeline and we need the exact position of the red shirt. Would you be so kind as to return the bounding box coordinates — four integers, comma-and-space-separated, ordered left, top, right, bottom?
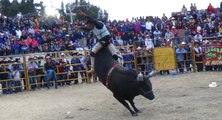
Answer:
32, 40, 39, 47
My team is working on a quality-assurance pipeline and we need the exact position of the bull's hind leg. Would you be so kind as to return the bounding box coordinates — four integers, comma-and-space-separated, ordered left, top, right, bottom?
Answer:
113, 94, 138, 116
129, 100, 142, 113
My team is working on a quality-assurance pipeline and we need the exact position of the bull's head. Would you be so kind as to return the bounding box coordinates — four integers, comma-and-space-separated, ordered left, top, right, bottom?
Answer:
137, 71, 155, 100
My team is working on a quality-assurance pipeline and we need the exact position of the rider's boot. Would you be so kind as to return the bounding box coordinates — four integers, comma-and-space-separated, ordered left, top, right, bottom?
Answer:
87, 57, 95, 74
107, 43, 118, 60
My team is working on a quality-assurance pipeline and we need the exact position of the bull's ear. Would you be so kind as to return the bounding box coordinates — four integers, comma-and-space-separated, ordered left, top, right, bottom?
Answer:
136, 72, 144, 81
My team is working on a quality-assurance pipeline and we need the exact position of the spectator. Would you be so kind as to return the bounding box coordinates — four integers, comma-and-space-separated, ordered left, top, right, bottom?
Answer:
144, 35, 154, 52
194, 32, 203, 43
27, 57, 38, 90
145, 19, 154, 32
193, 42, 203, 72
44, 55, 58, 89
207, 3, 216, 14
153, 29, 162, 47
176, 42, 187, 73
164, 29, 174, 47
121, 48, 133, 69
181, 5, 188, 16
71, 52, 82, 84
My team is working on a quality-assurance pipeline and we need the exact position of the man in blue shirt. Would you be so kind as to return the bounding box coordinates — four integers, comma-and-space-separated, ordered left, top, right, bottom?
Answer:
176, 42, 187, 73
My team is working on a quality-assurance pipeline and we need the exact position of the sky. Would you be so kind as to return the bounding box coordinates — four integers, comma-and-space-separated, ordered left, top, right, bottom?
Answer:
34, 0, 221, 20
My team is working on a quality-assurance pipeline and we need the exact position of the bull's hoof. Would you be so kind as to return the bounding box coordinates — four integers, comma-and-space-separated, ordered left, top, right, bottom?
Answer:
132, 112, 138, 116
136, 110, 142, 113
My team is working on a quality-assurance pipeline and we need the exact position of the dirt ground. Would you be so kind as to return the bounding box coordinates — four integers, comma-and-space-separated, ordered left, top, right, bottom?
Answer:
0, 72, 221, 120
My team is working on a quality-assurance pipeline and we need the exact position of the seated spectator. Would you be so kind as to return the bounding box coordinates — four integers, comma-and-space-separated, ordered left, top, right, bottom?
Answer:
44, 55, 58, 89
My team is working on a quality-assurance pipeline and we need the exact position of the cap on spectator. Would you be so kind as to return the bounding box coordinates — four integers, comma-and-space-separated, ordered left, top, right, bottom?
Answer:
172, 26, 176, 29
45, 55, 51, 59
137, 47, 141, 50
33, 56, 38, 60
190, 16, 193, 19
15, 58, 20, 62
181, 41, 186, 45
72, 51, 78, 55
171, 17, 175, 20
4, 57, 10, 61
61, 53, 65, 56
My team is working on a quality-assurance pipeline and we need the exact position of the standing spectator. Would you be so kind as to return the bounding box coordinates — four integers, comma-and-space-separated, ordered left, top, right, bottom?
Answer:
134, 20, 141, 35
145, 19, 154, 32
153, 29, 162, 47
164, 29, 174, 47
207, 3, 216, 14
181, 5, 188, 16
15, 27, 22, 39
121, 48, 133, 69
27, 57, 38, 90
194, 32, 203, 43
171, 26, 180, 45
78, 51, 87, 83
44, 55, 58, 89
71, 52, 82, 84
144, 35, 154, 53
176, 42, 187, 73
193, 42, 203, 72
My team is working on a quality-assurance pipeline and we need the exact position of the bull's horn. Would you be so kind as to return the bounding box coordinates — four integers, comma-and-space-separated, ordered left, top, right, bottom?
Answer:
148, 70, 156, 78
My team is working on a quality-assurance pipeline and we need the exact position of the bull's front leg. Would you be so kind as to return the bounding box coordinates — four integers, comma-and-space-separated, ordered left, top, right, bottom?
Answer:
113, 94, 138, 116
129, 100, 142, 113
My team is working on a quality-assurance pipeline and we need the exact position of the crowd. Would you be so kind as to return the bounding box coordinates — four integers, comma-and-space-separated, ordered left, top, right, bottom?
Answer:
1, 2, 222, 94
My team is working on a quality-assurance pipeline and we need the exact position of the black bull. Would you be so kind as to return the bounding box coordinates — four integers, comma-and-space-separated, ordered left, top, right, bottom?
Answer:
94, 47, 155, 116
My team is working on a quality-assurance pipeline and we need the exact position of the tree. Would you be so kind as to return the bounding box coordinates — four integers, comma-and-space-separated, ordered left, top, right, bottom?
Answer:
0, 0, 11, 14
63, 0, 109, 22
0, 0, 46, 17
58, 1, 66, 17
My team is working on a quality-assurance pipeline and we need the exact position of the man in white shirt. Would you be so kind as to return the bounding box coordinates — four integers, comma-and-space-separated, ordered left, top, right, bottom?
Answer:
145, 20, 154, 31
144, 35, 154, 52
15, 27, 22, 39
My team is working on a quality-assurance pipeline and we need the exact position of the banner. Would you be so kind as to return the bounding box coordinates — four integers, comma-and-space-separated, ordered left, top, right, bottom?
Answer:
153, 47, 176, 70
203, 46, 222, 66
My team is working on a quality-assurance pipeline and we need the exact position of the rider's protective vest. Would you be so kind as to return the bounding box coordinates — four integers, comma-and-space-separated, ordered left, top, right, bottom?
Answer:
92, 22, 110, 40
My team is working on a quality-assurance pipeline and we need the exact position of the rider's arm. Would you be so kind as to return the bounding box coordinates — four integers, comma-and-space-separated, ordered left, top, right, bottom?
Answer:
84, 16, 103, 29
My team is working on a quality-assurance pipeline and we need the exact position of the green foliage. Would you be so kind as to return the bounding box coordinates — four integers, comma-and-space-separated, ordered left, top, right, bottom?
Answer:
0, 0, 46, 17
59, 0, 109, 22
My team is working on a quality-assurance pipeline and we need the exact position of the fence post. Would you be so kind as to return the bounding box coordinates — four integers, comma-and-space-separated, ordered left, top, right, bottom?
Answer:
191, 41, 197, 72
23, 54, 30, 91
84, 49, 91, 83
133, 44, 138, 71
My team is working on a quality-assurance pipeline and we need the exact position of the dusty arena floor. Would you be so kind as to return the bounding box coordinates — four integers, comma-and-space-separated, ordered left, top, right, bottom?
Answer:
0, 72, 222, 120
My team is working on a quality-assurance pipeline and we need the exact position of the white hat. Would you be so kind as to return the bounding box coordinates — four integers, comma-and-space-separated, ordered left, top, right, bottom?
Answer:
45, 55, 51, 59
61, 53, 65, 56
137, 47, 141, 50
209, 82, 218, 88
181, 41, 186, 45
